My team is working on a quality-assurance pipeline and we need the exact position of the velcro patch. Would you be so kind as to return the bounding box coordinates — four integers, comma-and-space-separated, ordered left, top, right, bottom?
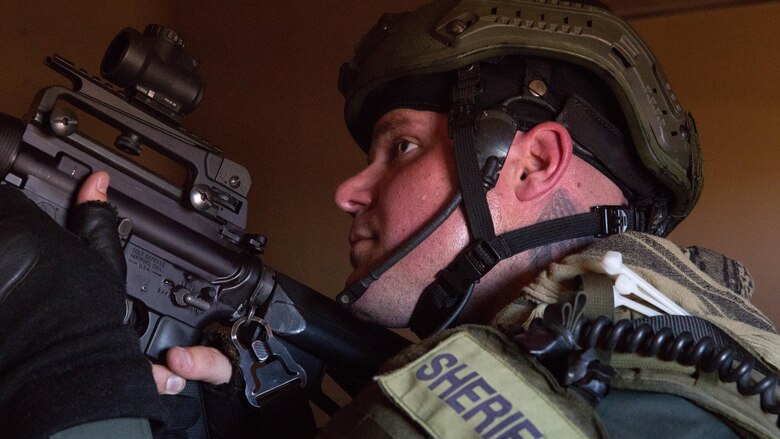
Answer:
377, 332, 587, 439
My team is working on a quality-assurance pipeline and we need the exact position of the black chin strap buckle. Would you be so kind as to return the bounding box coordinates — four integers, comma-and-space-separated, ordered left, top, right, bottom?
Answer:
438, 239, 502, 296
592, 206, 631, 237
410, 239, 504, 338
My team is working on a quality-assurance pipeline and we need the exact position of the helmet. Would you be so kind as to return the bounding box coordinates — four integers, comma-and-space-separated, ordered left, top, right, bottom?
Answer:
339, 0, 702, 235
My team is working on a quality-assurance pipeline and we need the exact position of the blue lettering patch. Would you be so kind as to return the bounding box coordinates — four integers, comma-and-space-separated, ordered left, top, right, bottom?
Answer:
377, 332, 587, 439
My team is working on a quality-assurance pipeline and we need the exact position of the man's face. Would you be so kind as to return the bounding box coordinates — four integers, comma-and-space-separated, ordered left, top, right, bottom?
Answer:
334, 109, 471, 327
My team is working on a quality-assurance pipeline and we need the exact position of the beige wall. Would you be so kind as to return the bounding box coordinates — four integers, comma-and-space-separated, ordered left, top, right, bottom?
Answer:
1, 1, 778, 327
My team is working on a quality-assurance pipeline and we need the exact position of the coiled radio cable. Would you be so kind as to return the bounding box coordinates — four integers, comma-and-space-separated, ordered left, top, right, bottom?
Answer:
512, 291, 780, 428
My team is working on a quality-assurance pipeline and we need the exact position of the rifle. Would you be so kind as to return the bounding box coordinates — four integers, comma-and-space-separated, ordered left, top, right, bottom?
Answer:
0, 24, 408, 409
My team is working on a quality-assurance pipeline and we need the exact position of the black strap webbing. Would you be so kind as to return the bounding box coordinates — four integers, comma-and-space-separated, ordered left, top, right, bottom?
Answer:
452, 126, 495, 240
450, 64, 496, 241
409, 206, 634, 337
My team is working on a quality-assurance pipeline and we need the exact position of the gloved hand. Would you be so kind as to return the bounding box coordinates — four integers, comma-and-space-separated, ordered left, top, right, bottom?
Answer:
198, 330, 316, 439
0, 173, 165, 439
153, 330, 315, 439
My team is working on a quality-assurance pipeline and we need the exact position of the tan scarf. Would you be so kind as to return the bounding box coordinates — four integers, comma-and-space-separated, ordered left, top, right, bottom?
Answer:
494, 232, 780, 372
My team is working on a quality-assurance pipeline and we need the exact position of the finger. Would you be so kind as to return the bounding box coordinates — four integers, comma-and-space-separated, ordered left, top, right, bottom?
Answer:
68, 170, 126, 279
166, 346, 232, 385
152, 363, 187, 395
76, 171, 110, 204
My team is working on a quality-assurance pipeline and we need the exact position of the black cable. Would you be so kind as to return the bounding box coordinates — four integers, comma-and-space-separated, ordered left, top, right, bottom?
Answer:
336, 192, 463, 306
576, 316, 780, 427
370, 192, 462, 278
500, 94, 560, 114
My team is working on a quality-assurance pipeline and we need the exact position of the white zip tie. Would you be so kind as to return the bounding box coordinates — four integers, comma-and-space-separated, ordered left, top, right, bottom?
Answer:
601, 251, 689, 316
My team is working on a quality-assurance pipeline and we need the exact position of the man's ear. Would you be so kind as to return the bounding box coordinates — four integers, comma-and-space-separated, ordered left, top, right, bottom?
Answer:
504, 121, 573, 202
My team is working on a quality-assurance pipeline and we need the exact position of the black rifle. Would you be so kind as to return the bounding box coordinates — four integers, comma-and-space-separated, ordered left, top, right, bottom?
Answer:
0, 25, 407, 409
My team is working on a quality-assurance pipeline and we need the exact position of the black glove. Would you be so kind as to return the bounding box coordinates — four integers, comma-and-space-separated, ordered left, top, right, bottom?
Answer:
149, 328, 316, 439
199, 330, 317, 439
67, 200, 128, 280
0, 184, 165, 439
153, 383, 206, 439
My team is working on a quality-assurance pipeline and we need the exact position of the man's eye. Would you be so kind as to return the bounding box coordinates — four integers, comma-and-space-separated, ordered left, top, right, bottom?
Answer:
395, 140, 419, 156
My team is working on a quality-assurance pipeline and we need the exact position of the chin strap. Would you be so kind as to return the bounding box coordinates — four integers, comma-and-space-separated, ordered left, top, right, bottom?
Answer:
408, 205, 635, 338
448, 64, 498, 241
339, 62, 642, 339
407, 62, 511, 337
408, 63, 637, 338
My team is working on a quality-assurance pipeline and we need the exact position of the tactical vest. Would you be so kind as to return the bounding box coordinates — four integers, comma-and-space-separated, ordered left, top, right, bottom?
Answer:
319, 323, 779, 438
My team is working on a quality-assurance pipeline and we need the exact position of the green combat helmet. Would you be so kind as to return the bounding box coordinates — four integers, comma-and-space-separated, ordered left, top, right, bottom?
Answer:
336, 0, 703, 337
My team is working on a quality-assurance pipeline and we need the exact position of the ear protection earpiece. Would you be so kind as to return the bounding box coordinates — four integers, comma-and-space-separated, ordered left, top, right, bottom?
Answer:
472, 108, 519, 189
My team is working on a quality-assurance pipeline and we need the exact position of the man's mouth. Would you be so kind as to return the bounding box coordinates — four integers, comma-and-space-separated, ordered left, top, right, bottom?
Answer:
348, 229, 378, 268
349, 232, 375, 246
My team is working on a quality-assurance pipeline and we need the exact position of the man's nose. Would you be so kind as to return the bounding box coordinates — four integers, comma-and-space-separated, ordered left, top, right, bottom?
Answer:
335, 167, 376, 215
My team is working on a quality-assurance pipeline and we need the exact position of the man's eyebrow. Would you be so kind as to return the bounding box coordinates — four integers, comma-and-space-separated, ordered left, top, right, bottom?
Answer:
372, 115, 413, 139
